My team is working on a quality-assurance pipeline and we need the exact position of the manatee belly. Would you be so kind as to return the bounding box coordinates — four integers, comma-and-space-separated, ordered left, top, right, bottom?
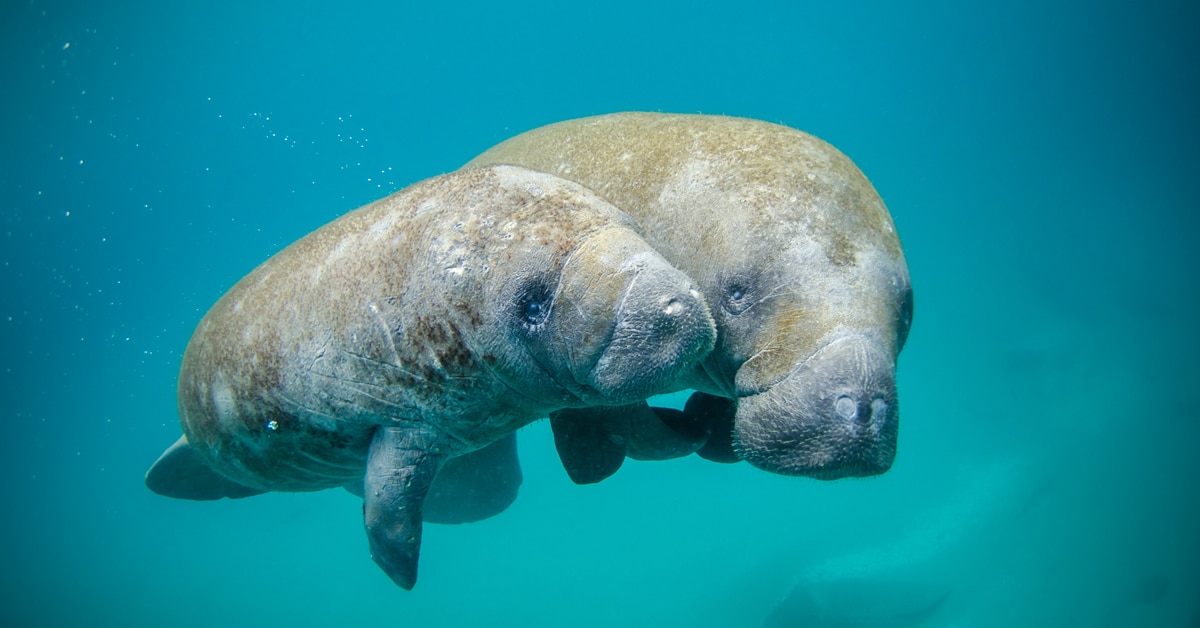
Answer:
178, 360, 373, 492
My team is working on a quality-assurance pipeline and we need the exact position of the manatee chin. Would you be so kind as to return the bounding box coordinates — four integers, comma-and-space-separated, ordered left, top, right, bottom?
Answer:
733, 334, 898, 479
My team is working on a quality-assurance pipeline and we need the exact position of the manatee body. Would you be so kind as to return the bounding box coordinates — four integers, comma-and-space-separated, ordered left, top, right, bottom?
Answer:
467, 113, 912, 480
764, 578, 950, 628
144, 164, 716, 589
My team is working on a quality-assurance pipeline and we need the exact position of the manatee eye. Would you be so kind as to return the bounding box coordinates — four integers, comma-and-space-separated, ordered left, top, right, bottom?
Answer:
723, 282, 753, 315
719, 266, 765, 316
523, 300, 547, 323
516, 279, 554, 331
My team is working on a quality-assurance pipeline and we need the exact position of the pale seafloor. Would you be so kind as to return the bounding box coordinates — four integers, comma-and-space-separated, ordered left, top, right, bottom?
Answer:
1, 1, 1196, 626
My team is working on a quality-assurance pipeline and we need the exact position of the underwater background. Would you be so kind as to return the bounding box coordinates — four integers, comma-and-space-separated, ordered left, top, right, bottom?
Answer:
2, 0, 1197, 626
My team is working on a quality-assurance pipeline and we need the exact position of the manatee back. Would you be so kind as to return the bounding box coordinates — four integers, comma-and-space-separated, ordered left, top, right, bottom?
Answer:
468, 112, 903, 278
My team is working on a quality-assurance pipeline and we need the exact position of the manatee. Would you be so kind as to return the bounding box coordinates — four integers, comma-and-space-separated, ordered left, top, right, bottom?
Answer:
763, 578, 950, 628
467, 113, 912, 480
144, 164, 716, 589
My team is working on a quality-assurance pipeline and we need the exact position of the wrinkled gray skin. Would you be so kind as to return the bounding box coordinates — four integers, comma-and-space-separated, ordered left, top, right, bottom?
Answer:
467, 113, 913, 480
144, 165, 715, 589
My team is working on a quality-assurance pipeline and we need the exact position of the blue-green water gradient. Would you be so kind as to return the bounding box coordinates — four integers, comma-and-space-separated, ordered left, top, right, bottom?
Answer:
1, 1, 1196, 625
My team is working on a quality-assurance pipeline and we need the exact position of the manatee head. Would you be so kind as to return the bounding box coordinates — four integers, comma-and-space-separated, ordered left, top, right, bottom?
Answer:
456, 166, 716, 411
681, 130, 913, 479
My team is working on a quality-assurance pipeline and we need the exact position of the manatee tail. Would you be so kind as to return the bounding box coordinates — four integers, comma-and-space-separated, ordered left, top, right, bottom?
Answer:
145, 435, 266, 500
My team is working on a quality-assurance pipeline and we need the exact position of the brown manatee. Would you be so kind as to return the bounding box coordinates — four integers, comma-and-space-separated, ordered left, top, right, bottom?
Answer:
144, 164, 716, 589
466, 113, 913, 481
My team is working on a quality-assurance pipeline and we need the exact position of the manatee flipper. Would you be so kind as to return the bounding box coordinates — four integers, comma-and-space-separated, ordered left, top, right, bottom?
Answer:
423, 433, 523, 524
551, 402, 710, 484
684, 392, 741, 464
550, 406, 630, 484
342, 478, 365, 498
626, 405, 709, 461
364, 425, 446, 590
145, 435, 266, 500
346, 434, 524, 522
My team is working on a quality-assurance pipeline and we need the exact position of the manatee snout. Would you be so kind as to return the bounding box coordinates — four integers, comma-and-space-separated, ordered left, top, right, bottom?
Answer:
587, 254, 716, 403
734, 334, 898, 479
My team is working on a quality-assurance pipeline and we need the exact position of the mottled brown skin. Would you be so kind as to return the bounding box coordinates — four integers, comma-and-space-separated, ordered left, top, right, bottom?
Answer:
467, 113, 912, 480
149, 165, 716, 589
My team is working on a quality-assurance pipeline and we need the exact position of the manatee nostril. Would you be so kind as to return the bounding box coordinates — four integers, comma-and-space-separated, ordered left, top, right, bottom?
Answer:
870, 398, 889, 425
834, 394, 858, 420
663, 298, 683, 316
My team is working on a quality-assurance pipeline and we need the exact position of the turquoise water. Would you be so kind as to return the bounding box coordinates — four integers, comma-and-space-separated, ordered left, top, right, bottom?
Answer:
2, 1, 1197, 626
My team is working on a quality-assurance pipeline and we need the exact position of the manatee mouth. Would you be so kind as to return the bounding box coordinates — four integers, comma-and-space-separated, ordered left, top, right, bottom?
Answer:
732, 334, 898, 479
583, 268, 715, 405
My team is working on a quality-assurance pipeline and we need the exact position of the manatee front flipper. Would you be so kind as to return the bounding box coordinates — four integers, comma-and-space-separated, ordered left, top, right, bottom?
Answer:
550, 406, 630, 484
551, 402, 711, 484
423, 433, 523, 524
145, 435, 266, 500
364, 425, 446, 590
683, 392, 741, 464
626, 405, 709, 461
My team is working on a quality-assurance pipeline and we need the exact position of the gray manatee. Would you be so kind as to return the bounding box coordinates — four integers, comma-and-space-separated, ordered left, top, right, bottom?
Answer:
144, 164, 716, 589
764, 578, 950, 628
467, 113, 912, 480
